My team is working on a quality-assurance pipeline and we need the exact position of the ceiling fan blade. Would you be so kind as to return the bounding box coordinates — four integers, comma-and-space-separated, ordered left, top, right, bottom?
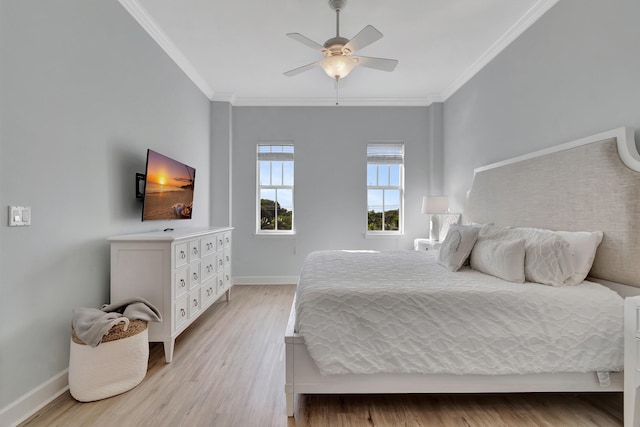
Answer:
353, 56, 398, 72
344, 25, 383, 53
286, 33, 326, 51
283, 61, 321, 77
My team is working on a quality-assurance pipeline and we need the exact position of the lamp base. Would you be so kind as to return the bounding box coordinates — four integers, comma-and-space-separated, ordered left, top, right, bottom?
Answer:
429, 215, 440, 241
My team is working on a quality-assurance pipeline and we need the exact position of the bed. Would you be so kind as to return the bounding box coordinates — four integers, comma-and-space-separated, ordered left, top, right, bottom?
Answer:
284, 127, 640, 424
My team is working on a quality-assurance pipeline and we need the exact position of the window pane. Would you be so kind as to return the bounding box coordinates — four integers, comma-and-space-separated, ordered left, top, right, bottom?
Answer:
283, 161, 294, 186
258, 145, 270, 153
260, 189, 276, 230
276, 189, 293, 231
367, 164, 377, 186
271, 161, 283, 185
282, 145, 294, 153
389, 164, 400, 186
259, 161, 271, 186
384, 189, 400, 231
367, 189, 383, 231
378, 165, 389, 186
271, 145, 283, 153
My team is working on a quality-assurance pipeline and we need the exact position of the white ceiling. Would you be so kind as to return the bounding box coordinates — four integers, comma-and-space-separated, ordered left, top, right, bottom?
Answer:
120, 0, 558, 106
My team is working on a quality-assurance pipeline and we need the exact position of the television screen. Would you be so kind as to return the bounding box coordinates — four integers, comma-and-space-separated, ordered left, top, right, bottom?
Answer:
141, 149, 196, 221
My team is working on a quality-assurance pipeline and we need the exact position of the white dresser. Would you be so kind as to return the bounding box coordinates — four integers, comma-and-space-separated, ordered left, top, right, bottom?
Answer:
109, 227, 233, 363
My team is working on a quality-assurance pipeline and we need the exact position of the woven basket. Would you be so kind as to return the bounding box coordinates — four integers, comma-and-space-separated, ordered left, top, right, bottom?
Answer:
69, 320, 149, 402
71, 319, 148, 345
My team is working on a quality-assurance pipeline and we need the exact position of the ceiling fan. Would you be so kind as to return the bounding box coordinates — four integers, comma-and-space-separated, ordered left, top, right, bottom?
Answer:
284, 0, 398, 82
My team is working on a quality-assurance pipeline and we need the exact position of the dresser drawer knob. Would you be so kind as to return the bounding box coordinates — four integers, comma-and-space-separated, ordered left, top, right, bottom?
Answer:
180, 279, 186, 288
192, 272, 198, 280
180, 251, 186, 259
193, 247, 198, 255
180, 308, 186, 317
193, 299, 198, 307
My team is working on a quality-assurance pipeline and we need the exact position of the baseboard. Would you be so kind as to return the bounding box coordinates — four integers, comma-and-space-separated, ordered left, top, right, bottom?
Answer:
0, 369, 69, 427
233, 276, 299, 285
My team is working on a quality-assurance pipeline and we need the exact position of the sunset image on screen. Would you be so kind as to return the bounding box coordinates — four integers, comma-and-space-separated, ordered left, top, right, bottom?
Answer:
142, 150, 195, 221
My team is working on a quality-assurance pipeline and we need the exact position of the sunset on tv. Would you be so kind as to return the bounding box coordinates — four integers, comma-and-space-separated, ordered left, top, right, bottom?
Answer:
142, 150, 195, 221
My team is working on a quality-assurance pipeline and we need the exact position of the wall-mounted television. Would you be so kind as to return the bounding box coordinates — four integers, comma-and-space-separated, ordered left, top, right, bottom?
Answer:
139, 149, 196, 221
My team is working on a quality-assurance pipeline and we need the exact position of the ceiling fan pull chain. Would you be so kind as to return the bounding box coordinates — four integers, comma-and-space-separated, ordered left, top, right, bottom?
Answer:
335, 77, 340, 106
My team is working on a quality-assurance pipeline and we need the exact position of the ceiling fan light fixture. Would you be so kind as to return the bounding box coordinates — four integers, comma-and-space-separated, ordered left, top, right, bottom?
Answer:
284, 0, 397, 86
320, 55, 356, 80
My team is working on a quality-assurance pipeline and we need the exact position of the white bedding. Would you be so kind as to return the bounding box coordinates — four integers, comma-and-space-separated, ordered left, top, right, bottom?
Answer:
294, 250, 624, 376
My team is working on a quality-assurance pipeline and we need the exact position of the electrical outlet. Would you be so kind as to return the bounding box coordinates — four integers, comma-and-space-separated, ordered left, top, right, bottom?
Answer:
8, 206, 31, 227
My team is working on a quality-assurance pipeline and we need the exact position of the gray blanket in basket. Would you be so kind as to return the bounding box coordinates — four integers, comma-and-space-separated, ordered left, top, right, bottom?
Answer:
72, 297, 162, 347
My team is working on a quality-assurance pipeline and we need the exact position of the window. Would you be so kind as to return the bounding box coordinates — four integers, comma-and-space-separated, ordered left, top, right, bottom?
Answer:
367, 143, 404, 233
257, 143, 294, 233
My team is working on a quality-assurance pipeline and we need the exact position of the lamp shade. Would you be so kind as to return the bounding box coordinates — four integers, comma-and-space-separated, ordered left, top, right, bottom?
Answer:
421, 196, 449, 214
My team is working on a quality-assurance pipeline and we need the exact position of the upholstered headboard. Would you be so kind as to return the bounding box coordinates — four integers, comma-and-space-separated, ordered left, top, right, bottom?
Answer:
467, 127, 640, 287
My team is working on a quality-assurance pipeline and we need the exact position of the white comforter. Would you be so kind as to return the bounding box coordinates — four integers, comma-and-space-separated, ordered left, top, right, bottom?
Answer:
295, 250, 624, 376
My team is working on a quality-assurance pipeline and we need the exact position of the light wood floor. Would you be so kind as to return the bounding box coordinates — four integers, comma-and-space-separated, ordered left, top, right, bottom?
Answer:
21, 285, 623, 427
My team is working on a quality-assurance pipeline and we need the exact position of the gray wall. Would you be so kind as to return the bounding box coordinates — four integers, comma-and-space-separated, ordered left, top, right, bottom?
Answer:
443, 0, 640, 214
0, 0, 210, 410
231, 106, 441, 279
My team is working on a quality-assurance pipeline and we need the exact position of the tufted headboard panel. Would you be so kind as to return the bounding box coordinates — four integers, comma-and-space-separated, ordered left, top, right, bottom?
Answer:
467, 127, 640, 287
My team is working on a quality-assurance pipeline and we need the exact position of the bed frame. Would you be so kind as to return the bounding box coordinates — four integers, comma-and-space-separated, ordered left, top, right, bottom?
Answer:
284, 127, 640, 424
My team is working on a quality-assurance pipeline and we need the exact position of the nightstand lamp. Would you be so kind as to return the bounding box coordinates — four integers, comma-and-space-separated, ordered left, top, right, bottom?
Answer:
421, 195, 449, 241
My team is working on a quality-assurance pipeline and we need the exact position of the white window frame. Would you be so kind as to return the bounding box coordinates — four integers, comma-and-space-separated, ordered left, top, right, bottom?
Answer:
256, 142, 295, 235
366, 142, 405, 235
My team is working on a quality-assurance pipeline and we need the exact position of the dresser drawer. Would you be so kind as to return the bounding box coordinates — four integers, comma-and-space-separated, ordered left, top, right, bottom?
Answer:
216, 233, 225, 251
201, 254, 216, 283
202, 278, 217, 306
175, 296, 188, 330
223, 268, 231, 290
175, 266, 188, 297
175, 242, 188, 268
216, 252, 224, 272
188, 239, 201, 261
188, 288, 201, 318
188, 262, 201, 289
223, 247, 231, 269
202, 235, 216, 256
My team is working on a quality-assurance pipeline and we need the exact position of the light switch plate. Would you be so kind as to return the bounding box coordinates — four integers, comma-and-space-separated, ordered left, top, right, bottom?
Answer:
8, 206, 31, 227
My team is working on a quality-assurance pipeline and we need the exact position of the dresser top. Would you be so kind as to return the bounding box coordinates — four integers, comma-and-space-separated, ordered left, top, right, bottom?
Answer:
109, 226, 233, 242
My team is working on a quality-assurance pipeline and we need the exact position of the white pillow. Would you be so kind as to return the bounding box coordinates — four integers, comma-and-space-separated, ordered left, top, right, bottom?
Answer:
436, 224, 480, 272
478, 225, 575, 286
470, 238, 526, 283
554, 230, 604, 285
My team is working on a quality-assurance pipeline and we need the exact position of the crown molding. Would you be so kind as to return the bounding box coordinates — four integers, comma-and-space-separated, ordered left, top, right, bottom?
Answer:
229, 94, 443, 107
120, 0, 556, 106
441, 0, 560, 100
118, 0, 216, 100
211, 93, 237, 104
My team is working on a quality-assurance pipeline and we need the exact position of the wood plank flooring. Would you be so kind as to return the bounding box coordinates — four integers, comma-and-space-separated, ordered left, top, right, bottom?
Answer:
20, 285, 623, 427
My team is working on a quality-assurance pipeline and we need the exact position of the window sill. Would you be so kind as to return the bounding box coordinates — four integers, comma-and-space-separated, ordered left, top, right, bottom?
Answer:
365, 232, 404, 239
255, 231, 296, 237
